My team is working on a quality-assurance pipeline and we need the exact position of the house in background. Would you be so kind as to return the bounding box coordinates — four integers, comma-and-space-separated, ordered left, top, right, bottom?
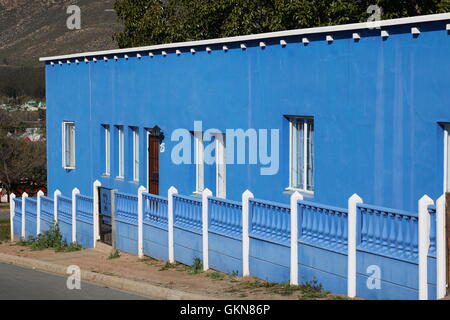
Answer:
40, 13, 450, 212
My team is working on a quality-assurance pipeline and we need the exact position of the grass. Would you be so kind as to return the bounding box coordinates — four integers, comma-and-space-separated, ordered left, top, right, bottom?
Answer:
0, 219, 10, 243
15, 224, 83, 253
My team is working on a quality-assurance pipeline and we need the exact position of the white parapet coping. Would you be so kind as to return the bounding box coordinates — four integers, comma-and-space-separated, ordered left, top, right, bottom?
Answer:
39, 13, 450, 62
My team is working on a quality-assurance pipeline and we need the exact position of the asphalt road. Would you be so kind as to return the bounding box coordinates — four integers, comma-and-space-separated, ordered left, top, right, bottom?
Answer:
0, 262, 148, 300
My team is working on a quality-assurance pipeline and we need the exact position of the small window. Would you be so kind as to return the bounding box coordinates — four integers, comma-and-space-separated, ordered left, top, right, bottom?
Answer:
194, 131, 204, 194
117, 126, 124, 179
289, 117, 314, 193
62, 122, 75, 169
133, 127, 139, 182
104, 125, 110, 176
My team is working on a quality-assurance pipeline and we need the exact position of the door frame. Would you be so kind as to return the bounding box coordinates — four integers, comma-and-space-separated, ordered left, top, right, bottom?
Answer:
147, 127, 161, 195
444, 125, 449, 193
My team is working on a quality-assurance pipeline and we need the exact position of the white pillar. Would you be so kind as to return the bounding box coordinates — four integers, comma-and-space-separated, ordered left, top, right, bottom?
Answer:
436, 195, 447, 299
242, 190, 254, 277
36, 190, 44, 235
72, 188, 80, 243
21, 192, 28, 239
9, 194, 16, 242
202, 188, 213, 271
168, 186, 178, 263
93, 180, 101, 248
53, 189, 61, 225
348, 194, 363, 298
137, 186, 146, 259
290, 192, 303, 285
418, 195, 434, 301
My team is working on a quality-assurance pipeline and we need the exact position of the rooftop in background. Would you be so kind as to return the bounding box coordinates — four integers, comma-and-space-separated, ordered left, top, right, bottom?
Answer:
40, 12, 450, 63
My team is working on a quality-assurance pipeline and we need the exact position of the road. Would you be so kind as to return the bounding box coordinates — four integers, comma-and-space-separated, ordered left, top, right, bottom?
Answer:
0, 262, 148, 300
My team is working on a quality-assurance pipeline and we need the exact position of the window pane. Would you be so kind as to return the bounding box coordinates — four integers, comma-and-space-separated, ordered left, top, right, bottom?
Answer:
133, 129, 139, 181
105, 126, 110, 175
294, 119, 304, 189
64, 123, 75, 168
118, 127, 124, 177
306, 120, 314, 191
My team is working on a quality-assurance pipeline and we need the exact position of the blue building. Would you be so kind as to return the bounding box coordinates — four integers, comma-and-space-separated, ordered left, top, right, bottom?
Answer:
41, 13, 450, 212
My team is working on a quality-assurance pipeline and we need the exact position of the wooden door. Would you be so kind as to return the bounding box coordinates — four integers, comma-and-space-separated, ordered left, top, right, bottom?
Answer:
148, 135, 160, 195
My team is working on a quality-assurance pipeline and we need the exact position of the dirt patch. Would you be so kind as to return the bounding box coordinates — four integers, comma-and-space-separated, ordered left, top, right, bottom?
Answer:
0, 241, 351, 300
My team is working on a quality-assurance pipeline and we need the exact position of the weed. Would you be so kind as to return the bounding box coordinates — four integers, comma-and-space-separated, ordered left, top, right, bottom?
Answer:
108, 249, 121, 260
188, 257, 203, 274
14, 225, 83, 253
207, 271, 225, 280
159, 262, 174, 271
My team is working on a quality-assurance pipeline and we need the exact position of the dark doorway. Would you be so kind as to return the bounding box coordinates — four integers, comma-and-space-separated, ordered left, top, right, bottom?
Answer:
148, 133, 160, 195
99, 187, 113, 246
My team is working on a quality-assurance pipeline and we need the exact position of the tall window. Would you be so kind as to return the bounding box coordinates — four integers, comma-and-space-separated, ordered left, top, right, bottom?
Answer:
117, 126, 124, 179
104, 125, 110, 176
133, 127, 139, 182
214, 133, 227, 199
62, 122, 75, 169
194, 131, 204, 194
289, 117, 314, 193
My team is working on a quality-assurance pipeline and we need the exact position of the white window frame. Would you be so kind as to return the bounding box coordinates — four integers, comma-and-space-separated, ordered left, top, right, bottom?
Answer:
117, 126, 124, 179
62, 121, 76, 169
194, 131, 204, 195
288, 117, 314, 194
133, 127, 139, 182
104, 125, 110, 176
444, 124, 450, 193
215, 133, 227, 199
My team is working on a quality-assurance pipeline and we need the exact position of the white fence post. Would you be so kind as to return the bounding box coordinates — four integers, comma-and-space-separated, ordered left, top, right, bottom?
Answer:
348, 194, 363, 298
290, 192, 303, 286
93, 180, 101, 248
202, 188, 213, 271
54, 189, 61, 225
418, 195, 434, 300
36, 190, 44, 235
10, 194, 16, 241
21, 192, 28, 239
168, 186, 178, 263
72, 188, 80, 243
242, 190, 254, 277
436, 194, 447, 299
138, 186, 146, 259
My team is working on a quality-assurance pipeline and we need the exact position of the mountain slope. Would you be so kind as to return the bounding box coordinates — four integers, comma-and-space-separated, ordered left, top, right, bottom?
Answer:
0, 0, 122, 99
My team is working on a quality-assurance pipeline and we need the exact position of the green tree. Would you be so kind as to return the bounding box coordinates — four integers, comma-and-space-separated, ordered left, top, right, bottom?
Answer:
113, 0, 450, 48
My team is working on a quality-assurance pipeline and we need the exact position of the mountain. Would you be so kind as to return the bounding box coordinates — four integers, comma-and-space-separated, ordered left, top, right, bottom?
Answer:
0, 0, 122, 99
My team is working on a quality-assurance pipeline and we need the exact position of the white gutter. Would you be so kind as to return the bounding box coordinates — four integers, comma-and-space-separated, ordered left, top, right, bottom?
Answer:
39, 12, 450, 62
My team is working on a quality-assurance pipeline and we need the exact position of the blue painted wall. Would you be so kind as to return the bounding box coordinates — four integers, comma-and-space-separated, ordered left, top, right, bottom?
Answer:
45, 20, 450, 212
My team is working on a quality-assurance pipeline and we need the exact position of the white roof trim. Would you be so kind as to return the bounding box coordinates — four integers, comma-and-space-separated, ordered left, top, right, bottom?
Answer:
39, 13, 450, 62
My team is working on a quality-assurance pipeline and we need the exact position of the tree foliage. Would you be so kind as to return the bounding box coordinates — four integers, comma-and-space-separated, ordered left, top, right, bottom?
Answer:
113, 0, 450, 48
0, 112, 46, 198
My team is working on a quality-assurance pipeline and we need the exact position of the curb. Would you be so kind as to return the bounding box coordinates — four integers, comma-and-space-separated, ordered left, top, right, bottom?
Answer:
0, 253, 216, 300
